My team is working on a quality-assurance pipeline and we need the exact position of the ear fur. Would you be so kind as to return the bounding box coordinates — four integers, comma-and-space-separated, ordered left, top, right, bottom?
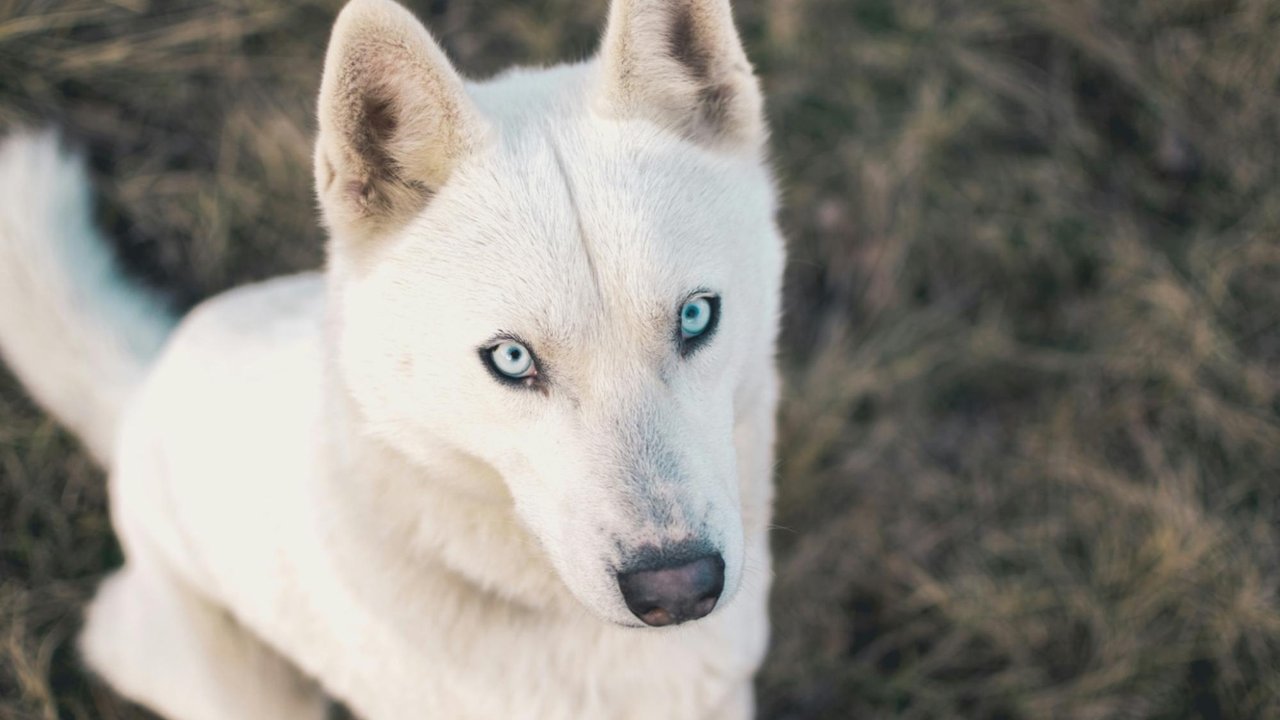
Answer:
595, 0, 765, 151
315, 0, 487, 240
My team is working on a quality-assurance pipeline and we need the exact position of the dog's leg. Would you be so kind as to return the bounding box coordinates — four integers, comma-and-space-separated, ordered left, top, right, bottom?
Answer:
81, 561, 329, 720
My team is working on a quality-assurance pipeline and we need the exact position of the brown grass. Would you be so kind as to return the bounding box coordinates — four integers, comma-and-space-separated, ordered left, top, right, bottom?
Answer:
2, 0, 1279, 718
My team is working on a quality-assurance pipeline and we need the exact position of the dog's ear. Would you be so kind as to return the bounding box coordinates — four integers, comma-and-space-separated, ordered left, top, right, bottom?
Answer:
315, 0, 487, 241
595, 0, 765, 151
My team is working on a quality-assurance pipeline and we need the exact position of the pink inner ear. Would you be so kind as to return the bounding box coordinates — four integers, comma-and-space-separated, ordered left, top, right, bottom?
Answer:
350, 89, 402, 185
319, 155, 336, 192
667, 4, 715, 85
316, 0, 487, 238
345, 179, 372, 208
362, 92, 399, 138
596, 0, 763, 150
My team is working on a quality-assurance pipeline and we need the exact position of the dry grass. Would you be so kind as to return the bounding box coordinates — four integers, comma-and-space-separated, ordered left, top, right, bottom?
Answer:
2, 0, 1279, 718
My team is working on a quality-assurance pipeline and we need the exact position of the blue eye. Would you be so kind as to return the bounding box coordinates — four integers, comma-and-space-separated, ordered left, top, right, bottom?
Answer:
677, 293, 719, 356
681, 297, 713, 338
488, 340, 535, 379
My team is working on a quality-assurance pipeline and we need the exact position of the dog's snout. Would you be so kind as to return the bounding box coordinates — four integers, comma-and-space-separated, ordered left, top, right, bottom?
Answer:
617, 553, 725, 627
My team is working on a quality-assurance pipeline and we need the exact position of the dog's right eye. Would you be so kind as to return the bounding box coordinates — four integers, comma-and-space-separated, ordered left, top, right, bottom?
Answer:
481, 339, 539, 387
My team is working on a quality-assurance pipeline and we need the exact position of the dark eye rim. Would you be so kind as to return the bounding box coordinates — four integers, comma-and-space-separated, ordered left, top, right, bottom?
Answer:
478, 334, 544, 390
677, 291, 720, 357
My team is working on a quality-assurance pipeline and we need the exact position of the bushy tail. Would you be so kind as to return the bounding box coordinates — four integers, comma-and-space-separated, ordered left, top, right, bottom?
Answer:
0, 130, 175, 464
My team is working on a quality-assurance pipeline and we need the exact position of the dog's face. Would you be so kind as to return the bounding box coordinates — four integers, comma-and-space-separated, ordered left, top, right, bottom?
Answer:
315, 0, 780, 627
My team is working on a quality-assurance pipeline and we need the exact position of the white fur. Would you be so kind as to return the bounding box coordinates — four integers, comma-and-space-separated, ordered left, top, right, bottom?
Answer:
0, 0, 784, 717
0, 131, 172, 463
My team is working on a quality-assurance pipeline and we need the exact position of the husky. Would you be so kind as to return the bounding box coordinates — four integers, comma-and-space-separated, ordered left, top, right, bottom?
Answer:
0, 0, 783, 716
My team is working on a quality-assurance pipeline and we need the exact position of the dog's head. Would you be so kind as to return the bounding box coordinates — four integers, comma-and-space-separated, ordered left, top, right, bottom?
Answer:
314, 0, 781, 627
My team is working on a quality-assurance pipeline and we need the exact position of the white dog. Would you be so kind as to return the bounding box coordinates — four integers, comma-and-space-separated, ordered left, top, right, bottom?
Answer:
0, 0, 783, 716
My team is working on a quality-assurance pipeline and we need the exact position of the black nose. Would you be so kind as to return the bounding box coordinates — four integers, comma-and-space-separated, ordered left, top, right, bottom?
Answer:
617, 553, 725, 627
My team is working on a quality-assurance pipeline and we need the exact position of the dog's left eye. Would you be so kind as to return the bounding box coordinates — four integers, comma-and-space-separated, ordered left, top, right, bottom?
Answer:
678, 293, 719, 355
482, 340, 538, 386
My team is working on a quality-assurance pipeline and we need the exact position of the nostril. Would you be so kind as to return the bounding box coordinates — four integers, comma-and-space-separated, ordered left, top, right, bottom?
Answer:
692, 594, 717, 618
638, 607, 674, 627
617, 552, 725, 627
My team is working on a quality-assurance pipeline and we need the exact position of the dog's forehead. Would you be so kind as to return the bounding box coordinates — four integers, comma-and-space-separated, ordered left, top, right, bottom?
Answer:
388, 65, 774, 359
423, 128, 738, 341
466, 66, 745, 268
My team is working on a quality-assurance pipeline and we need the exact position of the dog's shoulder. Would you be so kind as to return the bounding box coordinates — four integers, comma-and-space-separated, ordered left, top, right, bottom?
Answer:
133, 272, 328, 438
177, 272, 327, 349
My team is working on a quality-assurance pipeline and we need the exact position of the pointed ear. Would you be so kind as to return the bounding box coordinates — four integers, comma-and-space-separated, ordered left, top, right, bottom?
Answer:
315, 0, 488, 240
595, 0, 765, 151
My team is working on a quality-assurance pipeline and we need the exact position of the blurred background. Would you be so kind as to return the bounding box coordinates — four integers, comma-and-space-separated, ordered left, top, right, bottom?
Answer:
1, 0, 1278, 717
